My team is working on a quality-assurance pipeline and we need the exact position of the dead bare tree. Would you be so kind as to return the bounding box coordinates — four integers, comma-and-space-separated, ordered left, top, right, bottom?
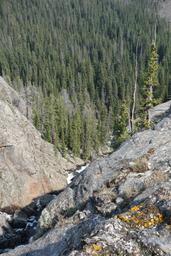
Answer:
131, 41, 139, 132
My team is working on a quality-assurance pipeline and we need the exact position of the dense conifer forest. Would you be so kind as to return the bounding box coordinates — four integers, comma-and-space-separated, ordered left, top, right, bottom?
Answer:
0, 0, 171, 159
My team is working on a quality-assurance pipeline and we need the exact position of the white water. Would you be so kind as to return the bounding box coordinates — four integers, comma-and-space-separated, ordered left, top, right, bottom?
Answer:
67, 163, 89, 184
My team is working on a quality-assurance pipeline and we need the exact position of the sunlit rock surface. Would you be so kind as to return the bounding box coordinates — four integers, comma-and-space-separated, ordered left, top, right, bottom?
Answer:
0, 77, 82, 208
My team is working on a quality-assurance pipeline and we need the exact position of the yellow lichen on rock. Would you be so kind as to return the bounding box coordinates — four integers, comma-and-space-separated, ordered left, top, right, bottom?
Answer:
92, 243, 103, 252
84, 243, 103, 255
117, 203, 164, 228
130, 205, 141, 212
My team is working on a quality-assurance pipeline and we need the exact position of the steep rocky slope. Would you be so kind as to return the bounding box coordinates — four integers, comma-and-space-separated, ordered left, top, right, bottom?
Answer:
3, 101, 171, 255
0, 77, 83, 208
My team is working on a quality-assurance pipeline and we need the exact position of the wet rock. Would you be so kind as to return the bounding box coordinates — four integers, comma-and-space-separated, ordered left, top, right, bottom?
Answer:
12, 211, 27, 229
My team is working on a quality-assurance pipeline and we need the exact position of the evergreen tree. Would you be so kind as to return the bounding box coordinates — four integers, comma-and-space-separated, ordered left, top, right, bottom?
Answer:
113, 101, 130, 148
142, 43, 159, 127
70, 111, 82, 156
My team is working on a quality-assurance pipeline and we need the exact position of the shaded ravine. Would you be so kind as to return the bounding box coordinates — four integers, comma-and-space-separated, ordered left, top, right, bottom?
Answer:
0, 194, 54, 254
0, 162, 90, 254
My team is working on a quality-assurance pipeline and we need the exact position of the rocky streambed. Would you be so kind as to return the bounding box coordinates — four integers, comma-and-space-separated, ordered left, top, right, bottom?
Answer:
0, 194, 53, 254
0, 163, 90, 254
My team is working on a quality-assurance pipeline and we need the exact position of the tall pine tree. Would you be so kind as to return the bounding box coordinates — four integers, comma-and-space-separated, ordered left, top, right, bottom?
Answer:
142, 43, 159, 127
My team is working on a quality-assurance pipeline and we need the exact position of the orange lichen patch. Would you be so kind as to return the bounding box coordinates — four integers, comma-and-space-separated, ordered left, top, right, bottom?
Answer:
118, 203, 164, 228
130, 205, 141, 212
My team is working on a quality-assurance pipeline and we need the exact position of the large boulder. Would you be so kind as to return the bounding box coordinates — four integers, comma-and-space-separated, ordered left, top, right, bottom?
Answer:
0, 77, 83, 208
149, 100, 171, 122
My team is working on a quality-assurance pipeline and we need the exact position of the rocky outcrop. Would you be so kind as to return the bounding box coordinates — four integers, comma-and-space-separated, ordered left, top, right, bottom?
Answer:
0, 77, 27, 117
0, 77, 83, 208
2, 101, 171, 255
149, 100, 171, 122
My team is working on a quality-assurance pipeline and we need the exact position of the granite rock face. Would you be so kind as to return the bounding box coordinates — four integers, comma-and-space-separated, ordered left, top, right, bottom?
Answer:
0, 77, 27, 116
0, 77, 83, 208
3, 101, 171, 256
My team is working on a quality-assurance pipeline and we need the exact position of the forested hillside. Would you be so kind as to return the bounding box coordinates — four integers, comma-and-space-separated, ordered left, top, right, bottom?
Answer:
0, 0, 171, 159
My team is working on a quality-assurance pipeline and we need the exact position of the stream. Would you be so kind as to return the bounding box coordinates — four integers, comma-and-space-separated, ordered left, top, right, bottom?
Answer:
67, 163, 89, 184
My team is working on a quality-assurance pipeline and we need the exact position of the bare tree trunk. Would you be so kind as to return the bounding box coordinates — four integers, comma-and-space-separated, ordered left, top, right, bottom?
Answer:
25, 87, 29, 119
131, 41, 138, 132
148, 85, 153, 124
149, 85, 153, 102
120, 32, 123, 59
154, 22, 157, 46
128, 105, 132, 132
153, 0, 158, 46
